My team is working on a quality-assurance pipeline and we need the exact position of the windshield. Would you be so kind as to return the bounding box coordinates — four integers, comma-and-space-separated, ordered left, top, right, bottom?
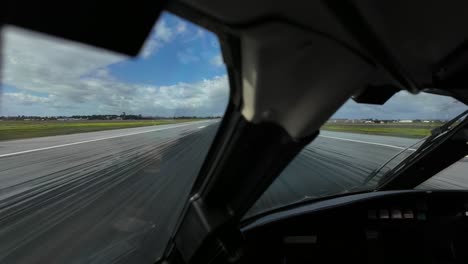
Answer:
0, 13, 228, 263
246, 92, 468, 218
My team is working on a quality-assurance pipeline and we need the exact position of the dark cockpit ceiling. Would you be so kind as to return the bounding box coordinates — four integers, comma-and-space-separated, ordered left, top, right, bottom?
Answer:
174, 0, 468, 96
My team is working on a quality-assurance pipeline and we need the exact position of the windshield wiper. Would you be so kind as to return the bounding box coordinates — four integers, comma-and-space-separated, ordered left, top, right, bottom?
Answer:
375, 109, 468, 187
360, 138, 427, 186
418, 109, 468, 149
361, 109, 468, 188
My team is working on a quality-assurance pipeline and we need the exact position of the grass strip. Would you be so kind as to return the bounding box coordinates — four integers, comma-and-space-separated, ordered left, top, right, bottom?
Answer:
321, 123, 441, 138
0, 119, 201, 141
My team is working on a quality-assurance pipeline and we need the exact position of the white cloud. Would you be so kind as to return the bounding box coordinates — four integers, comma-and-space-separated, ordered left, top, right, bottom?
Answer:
141, 41, 160, 59
4, 92, 51, 105
176, 21, 187, 34
140, 18, 189, 59
2, 75, 229, 116
0, 26, 228, 117
210, 55, 224, 67
140, 20, 175, 59
182, 28, 207, 43
177, 48, 200, 64
196, 29, 205, 38
154, 20, 173, 42
1, 26, 125, 99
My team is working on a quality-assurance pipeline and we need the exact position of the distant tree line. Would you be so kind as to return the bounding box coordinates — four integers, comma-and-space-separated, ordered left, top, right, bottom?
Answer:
328, 118, 446, 124
70, 114, 144, 120
0, 115, 59, 120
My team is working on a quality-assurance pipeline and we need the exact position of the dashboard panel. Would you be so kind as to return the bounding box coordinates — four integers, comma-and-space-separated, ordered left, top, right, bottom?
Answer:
241, 190, 468, 264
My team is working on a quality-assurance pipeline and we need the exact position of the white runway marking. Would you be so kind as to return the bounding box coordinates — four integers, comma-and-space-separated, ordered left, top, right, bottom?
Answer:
0, 122, 204, 158
318, 135, 418, 151
198, 126, 206, 129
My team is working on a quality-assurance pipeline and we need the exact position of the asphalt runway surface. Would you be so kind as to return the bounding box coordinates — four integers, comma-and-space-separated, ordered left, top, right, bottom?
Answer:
0, 121, 466, 263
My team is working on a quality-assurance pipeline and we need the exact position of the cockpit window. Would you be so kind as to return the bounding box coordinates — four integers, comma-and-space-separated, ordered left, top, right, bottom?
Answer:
246, 91, 467, 218
0, 12, 228, 263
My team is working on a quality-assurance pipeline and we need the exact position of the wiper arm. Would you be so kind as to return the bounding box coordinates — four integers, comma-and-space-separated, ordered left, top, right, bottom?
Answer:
361, 137, 427, 186
418, 108, 468, 149
376, 108, 468, 188
361, 109, 468, 188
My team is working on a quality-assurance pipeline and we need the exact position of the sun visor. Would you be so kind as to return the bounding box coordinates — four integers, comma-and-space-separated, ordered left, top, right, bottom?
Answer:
352, 85, 399, 105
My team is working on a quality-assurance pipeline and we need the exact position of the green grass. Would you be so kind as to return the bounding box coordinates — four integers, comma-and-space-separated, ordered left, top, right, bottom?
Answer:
321, 123, 442, 138
0, 119, 202, 141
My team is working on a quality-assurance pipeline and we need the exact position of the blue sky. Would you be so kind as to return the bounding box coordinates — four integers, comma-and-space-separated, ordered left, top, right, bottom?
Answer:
0, 12, 466, 119
109, 13, 225, 86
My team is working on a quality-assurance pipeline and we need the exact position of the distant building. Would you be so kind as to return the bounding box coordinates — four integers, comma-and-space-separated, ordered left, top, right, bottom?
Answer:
399, 120, 413, 123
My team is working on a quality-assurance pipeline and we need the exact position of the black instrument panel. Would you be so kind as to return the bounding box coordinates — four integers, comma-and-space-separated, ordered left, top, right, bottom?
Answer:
241, 190, 468, 264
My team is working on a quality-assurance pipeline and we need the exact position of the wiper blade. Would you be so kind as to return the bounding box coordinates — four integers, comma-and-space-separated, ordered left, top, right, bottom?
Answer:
405, 109, 468, 158
376, 109, 468, 187
419, 109, 468, 149
362, 109, 468, 188
361, 137, 427, 186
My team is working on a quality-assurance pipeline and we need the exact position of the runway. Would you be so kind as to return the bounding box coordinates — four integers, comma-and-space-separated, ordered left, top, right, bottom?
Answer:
0, 121, 217, 263
251, 131, 467, 215
0, 122, 466, 263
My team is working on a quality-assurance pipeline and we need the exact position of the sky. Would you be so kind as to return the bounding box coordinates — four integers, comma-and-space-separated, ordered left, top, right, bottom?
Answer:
0, 12, 466, 119
0, 12, 228, 117
334, 91, 466, 120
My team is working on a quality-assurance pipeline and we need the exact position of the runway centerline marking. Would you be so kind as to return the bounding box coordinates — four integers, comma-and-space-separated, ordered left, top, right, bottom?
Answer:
318, 135, 418, 151
0, 122, 208, 158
